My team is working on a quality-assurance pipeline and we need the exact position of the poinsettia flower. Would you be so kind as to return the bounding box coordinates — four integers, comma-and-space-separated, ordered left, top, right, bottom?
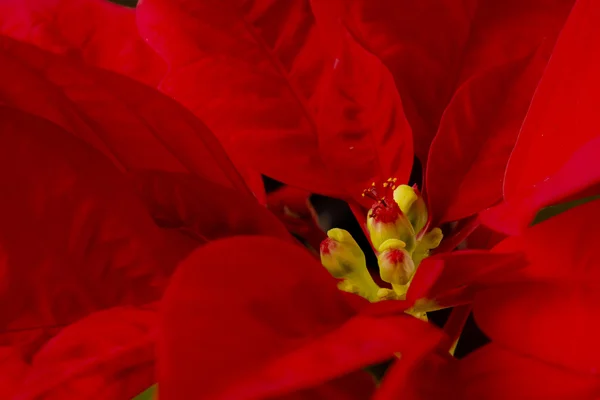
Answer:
377, 196, 600, 399
482, 0, 600, 234
158, 235, 446, 399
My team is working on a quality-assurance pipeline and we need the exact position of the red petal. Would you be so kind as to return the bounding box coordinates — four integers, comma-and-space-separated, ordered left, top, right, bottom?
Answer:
0, 0, 165, 86
0, 347, 29, 398
456, 344, 600, 399
481, 136, 600, 235
14, 306, 156, 400
407, 251, 526, 307
378, 343, 600, 400
504, 0, 600, 200
159, 235, 443, 399
0, 108, 171, 351
291, 371, 375, 400
475, 282, 600, 376
464, 224, 507, 250
130, 170, 291, 242
426, 48, 549, 224
474, 201, 600, 374
326, 0, 476, 164
0, 36, 250, 196
488, 199, 600, 283
374, 351, 455, 400
137, 0, 410, 201
330, 0, 572, 164
137, 0, 339, 196
484, 0, 600, 233
311, 12, 413, 200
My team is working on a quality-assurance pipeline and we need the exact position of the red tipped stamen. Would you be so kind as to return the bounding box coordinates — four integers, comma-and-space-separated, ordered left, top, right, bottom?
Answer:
385, 248, 405, 264
361, 178, 398, 202
362, 178, 403, 222
320, 238, 335, 255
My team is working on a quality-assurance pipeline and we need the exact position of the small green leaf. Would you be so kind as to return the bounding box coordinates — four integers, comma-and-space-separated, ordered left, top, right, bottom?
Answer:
531, 194, 600, 225
132, 384, 157, 400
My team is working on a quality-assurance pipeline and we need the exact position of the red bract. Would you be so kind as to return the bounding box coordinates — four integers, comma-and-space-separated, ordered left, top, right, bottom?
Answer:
12, 306, 156, 400
0, 35, 289, 242
0, 108, 173, 343
0, 0, 165, 86
474, 200, 600, 375
378, 343, 600, 400
0, 0, 268, 201
482, 0, 600, 234
0, 107, 191, 398
0, 33, 295, 398
422, 1, 573, 224
159, 235, 445, 399
136, 0, 413, 203
0, 35, 247, 193
318, 0, 573, 224
425, 48, 549, 224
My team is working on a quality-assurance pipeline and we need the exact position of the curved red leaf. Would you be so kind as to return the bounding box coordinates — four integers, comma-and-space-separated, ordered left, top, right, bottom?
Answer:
137, 0, 336, 196
456, 344, 599, 400
0, 36, 249, 196
14, 306, 156, 400
406, 250, 526, 309
487, 199, 600, 283
474, 282, 600, 376
284, 371, 376, 400
376, 342, 600, 400
374, 351, 455, 400
426, 49, 548, 224
321, 0, 476, 164
326, 0, 573, 164
483, 0, 600, 233
137, 0, 411, 201
130, 170, 291, 242
313, 23, 413, 202
159, 235, 444, 399
504, 0, 599, 199
0, 347, 29, 398
0, 0, 165, 86
0, 107, 173, 352
474, 200, 600, 374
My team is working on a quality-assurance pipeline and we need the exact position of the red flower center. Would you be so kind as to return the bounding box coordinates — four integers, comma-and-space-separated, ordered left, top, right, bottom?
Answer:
362, 178, 402, 223
385, 248, 405, 264
320, 238, 335, 255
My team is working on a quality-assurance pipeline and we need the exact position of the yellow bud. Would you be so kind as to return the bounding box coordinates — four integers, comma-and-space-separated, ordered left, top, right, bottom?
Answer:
393, 184, 428, 235
366, 201, 415, 252
421, 227, 443, 249
320, 228, 366, 278
412, 227, 443, 266
377, 239, 416, 286
376, 288, 399, 301
320, 228, 380, 301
